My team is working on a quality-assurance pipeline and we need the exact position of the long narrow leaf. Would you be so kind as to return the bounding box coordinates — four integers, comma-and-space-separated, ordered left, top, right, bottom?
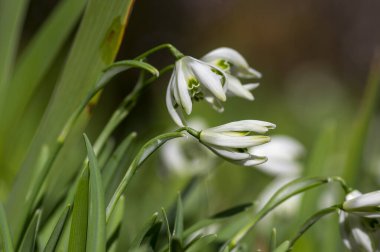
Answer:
6, 0, 136, 244
43, 205, 71, 252
84, 134, 106, 252
17, 210, 41, 252
68, 168, 89, 252
0, 203, 14, 252
2, 0, 87, 136
0, 0, 29, 103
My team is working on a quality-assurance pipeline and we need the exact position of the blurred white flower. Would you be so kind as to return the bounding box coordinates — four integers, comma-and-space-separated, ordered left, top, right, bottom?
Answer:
202, 47, 261, 101
160, 119, 215, 176
343, 190, 380, 218
340, 191, 380, 252
199, 120, 276, 166
252, 135, 305, 177
254, 136, 305, 224
166, 56, 227, 126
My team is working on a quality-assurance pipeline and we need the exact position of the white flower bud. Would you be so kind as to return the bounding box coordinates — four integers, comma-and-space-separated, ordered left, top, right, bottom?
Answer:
198, 120, 275, 166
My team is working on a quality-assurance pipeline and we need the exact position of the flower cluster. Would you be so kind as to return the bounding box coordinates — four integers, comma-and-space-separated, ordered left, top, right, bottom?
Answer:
165, 47, 275, 168
166, 47, 262, 127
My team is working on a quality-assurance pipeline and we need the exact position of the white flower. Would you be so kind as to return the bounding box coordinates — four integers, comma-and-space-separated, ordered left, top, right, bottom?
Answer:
254, 136, 305, 228
160, 119, 215, 176
202, 47, 261, 101
343, 190, 380, 218
340, 191, 380, 252
166, 56, 227, 126
198, 120, 276, 166
251, 135, 305, 177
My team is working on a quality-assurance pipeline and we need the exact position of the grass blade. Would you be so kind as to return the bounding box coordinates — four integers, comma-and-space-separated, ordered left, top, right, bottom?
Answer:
6, 0, 136, 244
0, 0, 29, 103
106, 132, 185, 220
1, 0, 87, 136
106, 196, 124, 247
103, 132, 137, 188
43, 205, 71, 252
84, 134, 106, 252
68, 167, 89, 252
0, 203, 14, 252
343, 53, 380, 186
171, 194, 184, 251
185, 234, 217, 252
17, 210, 41, 252
129, 212, 160, 250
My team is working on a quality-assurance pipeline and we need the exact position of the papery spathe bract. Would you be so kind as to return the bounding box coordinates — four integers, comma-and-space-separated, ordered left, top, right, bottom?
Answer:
198, 120, 275, 167
343, 190, 380, 218
166, 56, 227, 126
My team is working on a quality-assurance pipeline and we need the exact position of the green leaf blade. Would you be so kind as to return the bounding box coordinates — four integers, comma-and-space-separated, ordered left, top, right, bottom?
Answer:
84, 134, 106, 252
68, 168, 89, 252
0, 203, 14, 252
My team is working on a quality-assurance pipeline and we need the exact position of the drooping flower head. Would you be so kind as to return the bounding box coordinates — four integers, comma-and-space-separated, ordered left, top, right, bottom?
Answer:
343, 190, 380, 218
166, 56, 227, 126
340, 191, 380, 252
202, 47, 262, 101
198, 120, 276, 166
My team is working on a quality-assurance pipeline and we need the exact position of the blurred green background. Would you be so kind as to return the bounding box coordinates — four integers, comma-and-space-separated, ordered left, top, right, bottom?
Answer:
2, 0, 380, 251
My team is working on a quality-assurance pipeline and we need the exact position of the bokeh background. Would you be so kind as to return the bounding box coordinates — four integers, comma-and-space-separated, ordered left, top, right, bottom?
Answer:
4, 0, 380, 251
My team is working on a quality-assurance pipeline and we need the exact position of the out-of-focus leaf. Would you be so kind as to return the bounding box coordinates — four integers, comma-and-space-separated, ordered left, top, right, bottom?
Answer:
161, 208, 172, 252
211, 203, 253, 219
68, 168, 89, 252
185, 234, 217, 252
0, 203, 14, 252
106, 132, 185, 220
0, 0, 29, 103
343, 53, 380, 186
43, 205, 71, 252
98, 139, 115, 170
129, 212, 159, 250
269, 228, 277, 252
18, 210, 41, 252
2, 0, 86, 134
84, 134, 106, 252
171, 194, 184, 250
273, 241, 290, 252
103, 132, 137, 188
6, 0, 135, 243
106, 196, 124, 242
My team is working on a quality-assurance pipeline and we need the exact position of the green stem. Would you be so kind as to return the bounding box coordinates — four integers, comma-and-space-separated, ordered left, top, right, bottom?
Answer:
225, 176, 349, 250
287, 205, 341, 251
135, 43, 184, 61
106, 131, 186, 220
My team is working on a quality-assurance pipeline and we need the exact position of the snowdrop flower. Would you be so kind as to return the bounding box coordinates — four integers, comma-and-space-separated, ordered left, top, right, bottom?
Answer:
343, 190, 380, 218
166, 56, 227, 126
202, 47, 261, 101
198, 120, 276, 166
254, 136, 305, 226
339, 191, 380, 252
160, 119, 216, 176
251, 135, 305, 177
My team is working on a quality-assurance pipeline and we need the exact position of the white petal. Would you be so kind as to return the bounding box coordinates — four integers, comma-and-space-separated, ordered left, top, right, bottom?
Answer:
344, 191, 380, 210
189, 60, 226, 102
207, 146, 250, 161
207, 120, 276, 134
176, 59, 193, 114
226, 75, 254, 100
240, 156, 268, 166
243, 83, 260, 91
202, 47, 249, 69
200, 131, 270, 148
237, 67, 262, 79
204, 96, 224, 113
166, 80, 185, 126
